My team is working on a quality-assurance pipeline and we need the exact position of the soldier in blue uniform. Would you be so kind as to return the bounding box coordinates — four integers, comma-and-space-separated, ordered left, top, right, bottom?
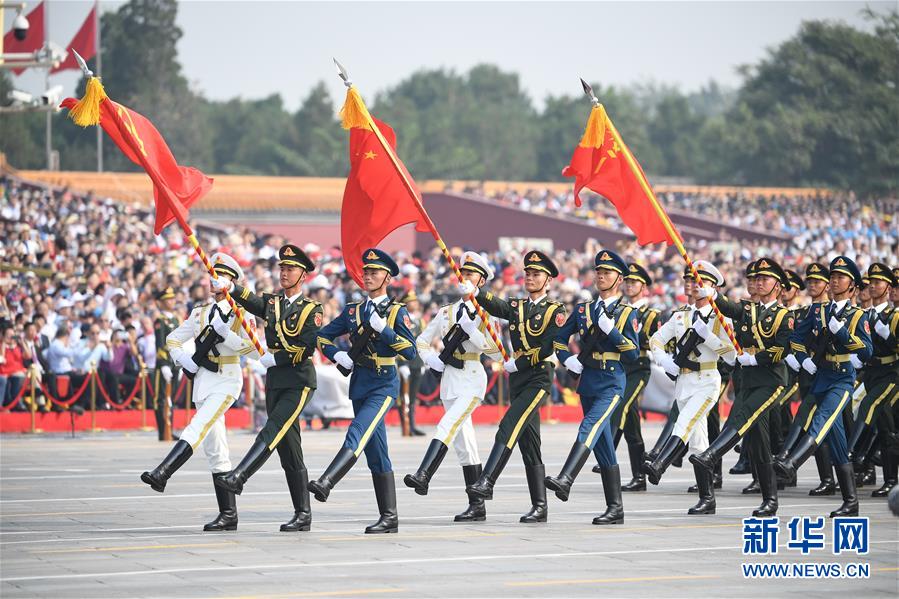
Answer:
311, 249, 417, 534
775, 256, 873, 517
545, 250, 639, 525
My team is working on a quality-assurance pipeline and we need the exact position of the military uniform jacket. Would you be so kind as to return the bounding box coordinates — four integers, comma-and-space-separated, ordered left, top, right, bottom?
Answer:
154, 312, 181, 368
477, 292, 566, 389
625, 300, 660, 375
715, 296, 794, 389
317, 299, 417, 398
863, 302, 899, 386
232, 284, 322, 390
790, 300, 873, 385
650, 304, 736, 373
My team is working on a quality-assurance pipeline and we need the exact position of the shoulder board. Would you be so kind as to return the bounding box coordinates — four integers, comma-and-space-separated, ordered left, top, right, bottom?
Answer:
649, 307, 661, 315
390, 301, 406, 307
548, 299, 563, 306
673, 305, 691, 312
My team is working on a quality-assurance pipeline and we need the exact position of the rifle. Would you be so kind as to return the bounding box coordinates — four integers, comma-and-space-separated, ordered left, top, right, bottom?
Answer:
432, 307, 475, 379
672, 316, 705, 372
337, 302, 388, 377
183, 324, 224, 380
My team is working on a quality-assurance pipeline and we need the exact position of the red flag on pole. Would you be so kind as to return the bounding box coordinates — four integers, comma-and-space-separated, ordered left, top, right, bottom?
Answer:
3, 1, 45, 75
339, 112, 429, 285
60, 92, 212, 234
51, 5, 96, 74
562, 105, 674, 246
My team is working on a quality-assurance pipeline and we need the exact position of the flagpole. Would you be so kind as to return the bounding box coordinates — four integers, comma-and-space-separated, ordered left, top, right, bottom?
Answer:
333, 60, 509, 362
94, 0, 102, 172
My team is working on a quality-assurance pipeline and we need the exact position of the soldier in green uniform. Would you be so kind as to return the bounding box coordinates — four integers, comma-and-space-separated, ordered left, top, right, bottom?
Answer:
213, 244, 322, 532
464, 250, 566, 523
398, 291, 426, 436
153, 287, 180, 441
690, 258, 795, 516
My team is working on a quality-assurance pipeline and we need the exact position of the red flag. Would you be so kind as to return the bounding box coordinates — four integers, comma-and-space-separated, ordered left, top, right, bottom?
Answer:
562, 105, 674, 246
3, 1, 45, 76
60, 94, 212, 234
51, 5, 96, 74
340, 110, 429, 285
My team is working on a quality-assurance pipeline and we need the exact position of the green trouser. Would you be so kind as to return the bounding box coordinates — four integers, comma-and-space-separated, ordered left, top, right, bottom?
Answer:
152, 368, 178, 440
859, 370, 898, 428
494, 365, 551, 466
257, 385, 315, 472
613, 368, 649, 446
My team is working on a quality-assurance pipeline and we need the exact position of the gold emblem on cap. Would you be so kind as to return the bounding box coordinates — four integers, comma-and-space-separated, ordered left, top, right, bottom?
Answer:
600, 251, 611, 261
283, 247, 296, 256
834, 257, 846, 266
758, 259, 770, 268
810, 264, 820, 272
528, 253, 541, 262
871, 264, 882, 272
366, 250, 379, 260
629, 264, 637, 272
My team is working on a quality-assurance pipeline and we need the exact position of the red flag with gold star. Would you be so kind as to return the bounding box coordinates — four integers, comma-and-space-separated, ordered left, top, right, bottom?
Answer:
340, 114, 429, 285
562, 105, 673, 246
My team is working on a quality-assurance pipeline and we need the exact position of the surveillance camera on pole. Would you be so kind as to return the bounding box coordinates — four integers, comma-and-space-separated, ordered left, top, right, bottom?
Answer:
12, 8, 29, 41
42, 85, 63, 107
9, 89, 34, 106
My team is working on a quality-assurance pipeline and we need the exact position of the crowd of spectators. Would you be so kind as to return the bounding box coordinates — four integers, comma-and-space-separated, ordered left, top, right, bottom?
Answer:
1, 174, 896, 412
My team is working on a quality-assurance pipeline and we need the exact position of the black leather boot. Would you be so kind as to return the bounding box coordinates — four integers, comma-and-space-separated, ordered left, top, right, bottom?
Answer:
365, 472, 398, 533
691, 426, 740, 474
467, 443, 512, 501
593, 464, 624, 525
141, 440, 193, 493
730, 443, 752, 475
280, 468, 312, 532
203, 473, 238, 531
871, 451, 897, 498
830, 462, 859, 517
687, 462, 716, 515
308, 447, 358, 503
642, 436, 686, 485
454, 464, 486, 522
752, 463, 779, 517
403, 439, 449, 496
774, 433, 818, 481
856, 463, 877, 487
520, 464, 548, 523
646, 418, 676, 462
809, 445, 837, 496
215, 438, 272, 495
622, 441, 646, 492
780, 417, 804, 458
544, 442, 590, 501
846, 418, 868, 466
713, 458, 723, 489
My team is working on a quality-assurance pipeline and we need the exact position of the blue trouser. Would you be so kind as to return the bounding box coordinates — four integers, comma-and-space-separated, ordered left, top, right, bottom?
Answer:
807, 383, 853, 465
578, 390, 621, 468
342, 374, 398, 474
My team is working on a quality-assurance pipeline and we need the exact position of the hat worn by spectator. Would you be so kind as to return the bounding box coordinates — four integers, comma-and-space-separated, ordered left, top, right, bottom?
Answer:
784, 269, 806, 291
625, 262, 652, 286
594, 250, 627, 275
278, 244, 315, 271
211, 252, 244, 281
459, 251, 494, 281
867, 262, 896, 286
693, 260, 725, 287
400, 290, 418, 304
829, 255, 862, 286
523, 250, 558, 277
155, 287, 176, 301
892, 267, 899, 288
308, 274, 330, 292
362, 248, 399, 277
754, 257, 788, 286
745, 260, 759, 278
805, 262, 829, 283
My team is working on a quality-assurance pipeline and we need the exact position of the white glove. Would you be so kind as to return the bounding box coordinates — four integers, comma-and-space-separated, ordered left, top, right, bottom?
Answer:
369, 310, 386, 333
828, 316, 844, 335
259, 352, 277, 369
398, 365, 411, 378
169, 347, 185, 365
692, 318, 711, 340
457, 280, 476, 297
695, 286, 716, 299
737, 352, 757, 367
596, 311, 615, 334
210, 276, 233, 294
503, 358, 518, 374
659, 354, 679, 377
849, 354, 863, 369
458, 311, 486, 346
210, 310, 231, 337
874, 320, 890, 339
785, 354, 801, 372
425, 352, 445, 372
160, 365, 172, 382
563, 355, 583, 374
334, 351, 354, 371
179, 353, 199, 374
801, 357, 818, 375
723, 353, 736, 367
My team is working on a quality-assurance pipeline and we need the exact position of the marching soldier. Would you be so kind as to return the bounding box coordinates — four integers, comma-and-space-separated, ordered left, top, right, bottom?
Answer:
775, 256, 873, 517
153, 287, 180, 440
607, 263, 660, 492
398, 291, 426, 436
644, 260, 736, 515
464, 250, 566, 523
312, 249, 417, 534
730, 260, 760, 481
690, 258, 795, 517
214, 244, 322, 533
546, 250, 639, 525
140, 253, 259, 531
404, 252, 502, 521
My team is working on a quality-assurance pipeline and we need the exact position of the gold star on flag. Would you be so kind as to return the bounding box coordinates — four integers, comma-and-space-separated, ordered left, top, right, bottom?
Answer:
364, 151, 377, 160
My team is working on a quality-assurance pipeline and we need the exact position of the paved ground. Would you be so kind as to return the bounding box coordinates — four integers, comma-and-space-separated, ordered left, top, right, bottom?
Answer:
1, 423, 896, 598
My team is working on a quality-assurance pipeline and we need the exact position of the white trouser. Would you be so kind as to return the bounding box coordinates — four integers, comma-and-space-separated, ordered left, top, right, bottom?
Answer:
179, 368, 241, 473
433, 361, 487, 466
671, 370, 721, 454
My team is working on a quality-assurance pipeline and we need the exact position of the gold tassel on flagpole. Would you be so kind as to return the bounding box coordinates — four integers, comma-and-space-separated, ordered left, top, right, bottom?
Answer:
339, 87, 372, 130
580, 104, 608, 149
68, 77, 107, 127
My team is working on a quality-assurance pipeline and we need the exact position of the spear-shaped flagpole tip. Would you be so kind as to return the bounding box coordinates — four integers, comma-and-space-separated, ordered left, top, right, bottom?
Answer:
579, 77, 599, 106
73, 50, 93, 79
333, 58, 352, 88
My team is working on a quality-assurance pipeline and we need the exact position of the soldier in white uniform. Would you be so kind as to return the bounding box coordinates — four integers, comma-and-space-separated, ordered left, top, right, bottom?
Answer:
140, 253, 260, 531
643, 261, 736, 515
403, 252, 502, 521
